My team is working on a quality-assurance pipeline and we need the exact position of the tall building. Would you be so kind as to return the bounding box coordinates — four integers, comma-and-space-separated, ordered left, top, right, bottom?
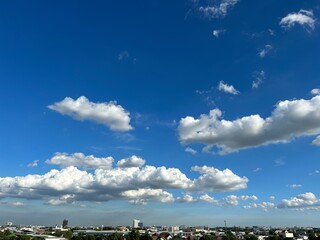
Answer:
133, 219, 140, 228
62, 219, 68, 228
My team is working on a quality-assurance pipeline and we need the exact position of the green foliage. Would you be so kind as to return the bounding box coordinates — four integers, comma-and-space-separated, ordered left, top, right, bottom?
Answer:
129, 230, 140, 240
139, 233, 152, 240
199, 235, 218, 240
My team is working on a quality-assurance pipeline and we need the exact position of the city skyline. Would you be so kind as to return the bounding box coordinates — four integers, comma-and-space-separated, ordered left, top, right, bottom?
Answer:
0, 1, 320, 227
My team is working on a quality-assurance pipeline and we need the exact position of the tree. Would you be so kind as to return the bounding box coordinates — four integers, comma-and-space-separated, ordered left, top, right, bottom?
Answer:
140, 233, 153, 240
129, 230, 140, 240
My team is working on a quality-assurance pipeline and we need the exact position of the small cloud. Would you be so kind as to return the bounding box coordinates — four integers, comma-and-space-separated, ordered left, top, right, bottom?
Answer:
274, 158, 285, 167
118, 51, 130, 61
199, 0, 240, 19
258, 45, 272, 58
48, 96, 133, 132
252, 70, 265, 89
311, 88, 320, 95
218, 81, 239, 95
308, 169, 319, 175
311, 135, 320, 146
253, 167, 262, 173
213, 29, 226, 38
10, 201, 25, 206
27, 160, 39, 168
280, 9, 316, 32
185, 147, 197, 155
289, 184, 302, 188
269, 196, 276, 201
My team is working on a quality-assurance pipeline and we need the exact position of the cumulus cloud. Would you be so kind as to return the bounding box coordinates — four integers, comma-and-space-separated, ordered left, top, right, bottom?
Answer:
311, 89, 320, 95
280, 10, 316, 32
289, 184, 302, 188
178, 95, 320, 154
269, 196, 276, 201
27, 160, 39, 168
117, 155, 146, 168
46, 152, 114, 170
0, 154, 248, 205
185, 147, 197, 155
213, 29, 226, 38
176, 194, 197, 203
218, 81, 239, 95
278, 192, 320, 209
48, 96, 133, 132
191, 166, 248, 192
199, 0, 239, 19
252, 70, 265, 89
258, 45, 272, 58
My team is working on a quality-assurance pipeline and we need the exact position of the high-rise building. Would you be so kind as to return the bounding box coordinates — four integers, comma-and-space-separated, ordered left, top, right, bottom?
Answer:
62, 219, 68, 228
133, 219, 140, 228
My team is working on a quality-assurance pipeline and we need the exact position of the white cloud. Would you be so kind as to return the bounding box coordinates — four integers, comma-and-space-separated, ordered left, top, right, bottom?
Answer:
258, 45, 272, 58
218, 81, 239, 95
278, 192, 320, 209
48, 96, 133, 132
199, 194, 218, 204
0, 155, 248, 205
185, 147, 197, 155
311, 88, 320, 95
117, 155, 146, 168
253, 167, 262, 173
269, 196, 276, 201
46, 152, 114, 170
176, 194, 197, 203
280, 9, 316, 32
191, 166, 248, 192
213, 29, 226, 38
312, 135, 320, 146
252, 70, 265, 89
289, 184, 302, 188
199, 0, 240, 19
222, 195, 258, 206
122, 189, 174, 204
243, 202, 276, 210
27, 160, 39, 168
178, 95, 320, 154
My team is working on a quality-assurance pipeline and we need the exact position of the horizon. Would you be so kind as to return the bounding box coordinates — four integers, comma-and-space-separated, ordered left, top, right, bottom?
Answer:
0, 0, 320, 227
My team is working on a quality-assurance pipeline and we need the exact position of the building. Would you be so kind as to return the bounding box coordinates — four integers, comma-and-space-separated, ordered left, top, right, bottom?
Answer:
133, 219, 140, 229
62, 219, 68, 229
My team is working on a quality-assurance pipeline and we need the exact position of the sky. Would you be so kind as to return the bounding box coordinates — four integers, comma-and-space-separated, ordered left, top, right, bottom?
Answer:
0, 0, 320, 228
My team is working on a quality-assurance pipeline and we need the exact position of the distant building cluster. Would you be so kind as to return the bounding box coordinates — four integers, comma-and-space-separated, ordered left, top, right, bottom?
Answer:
0, 219, 319, 240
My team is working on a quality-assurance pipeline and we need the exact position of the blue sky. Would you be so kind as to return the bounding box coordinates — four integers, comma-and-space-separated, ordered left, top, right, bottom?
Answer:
0, 0, 320, 227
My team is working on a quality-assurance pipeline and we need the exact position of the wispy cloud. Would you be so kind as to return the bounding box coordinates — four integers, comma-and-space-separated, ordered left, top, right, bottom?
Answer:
289, 184, 302, 188
253, 167, 262, 173
185, 147, 197, 155
218, 81, 239, 95
280, 9, 316, 32
199, 0, 240, 19
213, 29, 226, 38
252, 70, 265, 89
118, 51, 130, 61
258, 45, 272, 58
27, 160, 39, 168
